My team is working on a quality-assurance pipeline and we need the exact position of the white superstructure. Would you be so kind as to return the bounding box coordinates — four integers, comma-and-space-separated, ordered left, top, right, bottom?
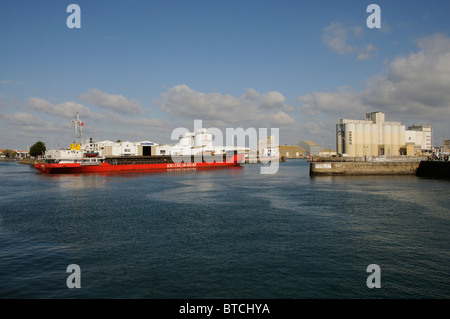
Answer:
44, 148, 84, 163
165, 128, 249, 156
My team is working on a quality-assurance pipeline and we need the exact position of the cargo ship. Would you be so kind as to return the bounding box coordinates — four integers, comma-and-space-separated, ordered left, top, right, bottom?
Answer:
34, 153, 244, 174
34, 114, 244, 174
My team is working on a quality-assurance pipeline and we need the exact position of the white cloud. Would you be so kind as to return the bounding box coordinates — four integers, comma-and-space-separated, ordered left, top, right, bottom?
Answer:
0, 112, 47, 127
27, 97, 103, 120
259, 91, 286, 109
97, 113, 174, 143
80, 88, 143, 115
0, 111, 86, 149
298, 88, 367, 117
323, 22, 357, 55
299, 33, 450, 126
242, 88, 260, 100
107, 112, 173, 131
323, 22, 378, 60
357, 43, 378, 60
157, 84, 295, 128
302, 121, 327, 136
362, 33, 450, 119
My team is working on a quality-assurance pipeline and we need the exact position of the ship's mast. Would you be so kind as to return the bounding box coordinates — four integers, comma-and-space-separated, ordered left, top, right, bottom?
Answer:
71, 112, 83, 145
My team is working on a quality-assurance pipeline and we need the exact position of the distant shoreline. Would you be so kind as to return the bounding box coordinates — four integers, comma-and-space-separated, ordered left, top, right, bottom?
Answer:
0, 158, 19, 162
18, 158, 36, 165
0, 157, 35, 165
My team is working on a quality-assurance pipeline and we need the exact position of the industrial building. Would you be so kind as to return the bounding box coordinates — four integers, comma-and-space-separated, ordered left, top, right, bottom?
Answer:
298, 141, 321, 157
91, 140, 158, 157
336, 111, 432, 157
405, 124, 432, 153
443, 139, 450, 153
279, 145, 306, 158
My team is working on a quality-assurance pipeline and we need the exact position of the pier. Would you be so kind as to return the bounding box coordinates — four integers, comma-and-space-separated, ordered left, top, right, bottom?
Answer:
309, 157, 450, 178
310, 161, 420, 176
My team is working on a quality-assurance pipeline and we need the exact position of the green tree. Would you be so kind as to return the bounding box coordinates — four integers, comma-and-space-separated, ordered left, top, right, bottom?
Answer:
2, 149, 17, 158
29, 141, 46, 157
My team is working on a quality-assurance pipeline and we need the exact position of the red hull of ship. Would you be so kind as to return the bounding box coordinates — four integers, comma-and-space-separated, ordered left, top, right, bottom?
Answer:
34, 154, 244, 174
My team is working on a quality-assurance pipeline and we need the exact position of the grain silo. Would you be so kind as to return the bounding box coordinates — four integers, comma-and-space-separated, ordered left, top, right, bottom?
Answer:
355, 123, 364, 156
363, 123, 371, 156
344, 123, 356, 157
383, 125, 392, 155
370, 124, 379, 156
398, 125, 406, 151
391, 125, 399, 155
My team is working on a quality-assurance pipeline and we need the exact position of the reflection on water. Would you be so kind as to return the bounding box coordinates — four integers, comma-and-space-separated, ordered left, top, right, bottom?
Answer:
311, 174, 450, 219
37, 174, 109, 190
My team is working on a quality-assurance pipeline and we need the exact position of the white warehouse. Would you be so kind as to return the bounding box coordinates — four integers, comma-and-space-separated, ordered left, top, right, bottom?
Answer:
92, 140, 159, 157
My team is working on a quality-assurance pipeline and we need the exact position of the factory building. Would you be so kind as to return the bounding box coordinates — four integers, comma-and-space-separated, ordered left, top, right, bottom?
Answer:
336, 111, 432, 157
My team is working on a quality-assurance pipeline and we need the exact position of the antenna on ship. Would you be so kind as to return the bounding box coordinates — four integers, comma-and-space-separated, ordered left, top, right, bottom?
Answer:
70, 112, 83, 150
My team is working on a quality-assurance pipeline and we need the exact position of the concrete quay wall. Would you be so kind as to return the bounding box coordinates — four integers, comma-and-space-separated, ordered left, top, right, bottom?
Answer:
310, 161, 420, 176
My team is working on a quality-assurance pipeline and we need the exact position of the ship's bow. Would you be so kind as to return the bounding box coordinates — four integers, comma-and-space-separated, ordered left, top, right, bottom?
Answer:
34, 163, 51, 173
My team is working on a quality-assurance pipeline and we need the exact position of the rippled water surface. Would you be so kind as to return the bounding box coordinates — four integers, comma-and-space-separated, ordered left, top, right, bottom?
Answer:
1, 160, 449, 298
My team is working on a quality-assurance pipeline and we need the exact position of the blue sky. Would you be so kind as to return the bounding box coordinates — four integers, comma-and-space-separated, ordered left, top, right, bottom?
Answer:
1, 0, 449, 150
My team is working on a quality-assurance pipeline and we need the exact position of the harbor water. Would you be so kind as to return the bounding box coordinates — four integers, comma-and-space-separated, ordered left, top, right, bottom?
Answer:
1, 160, 449, 299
